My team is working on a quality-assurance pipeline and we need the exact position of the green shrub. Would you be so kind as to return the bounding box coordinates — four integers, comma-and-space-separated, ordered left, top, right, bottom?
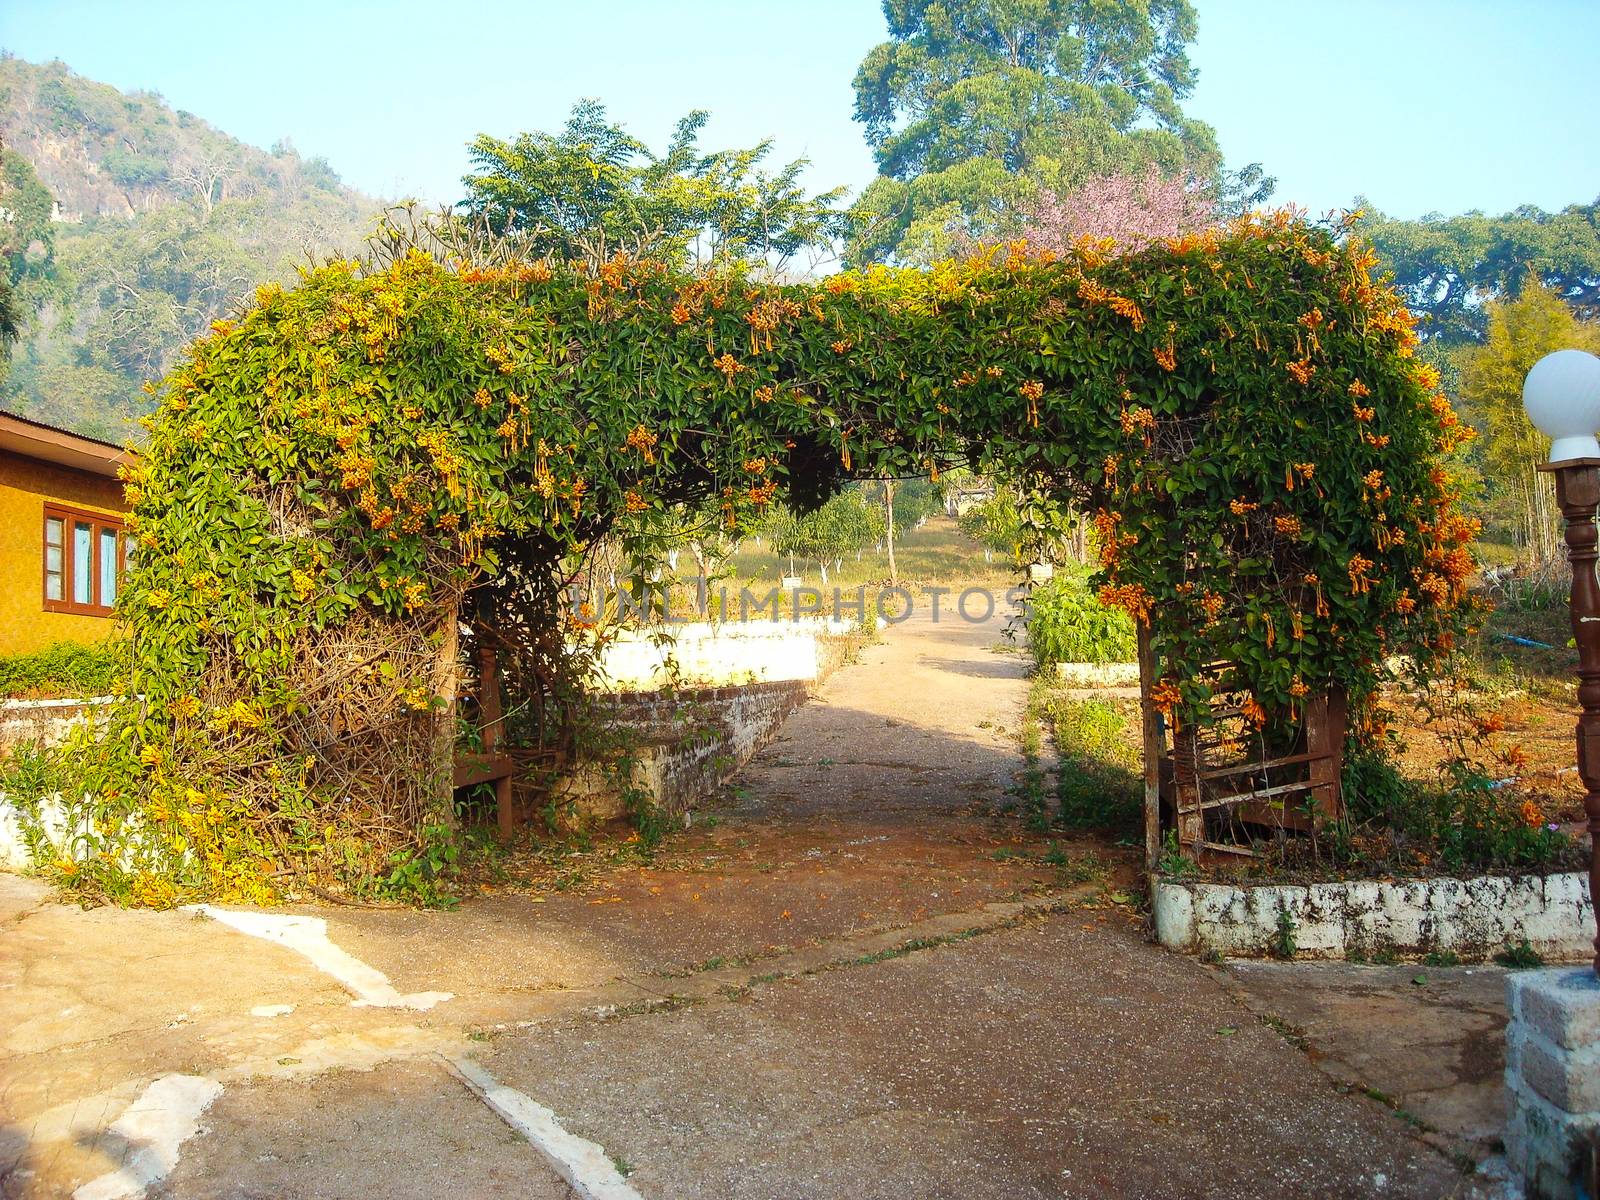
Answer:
1027, 573, 1136, 667
0, 641, 119, 699
1340, 745, 1577, 875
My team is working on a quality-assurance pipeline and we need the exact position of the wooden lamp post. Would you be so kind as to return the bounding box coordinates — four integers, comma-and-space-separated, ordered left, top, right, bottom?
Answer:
1524, 348, 1600, 979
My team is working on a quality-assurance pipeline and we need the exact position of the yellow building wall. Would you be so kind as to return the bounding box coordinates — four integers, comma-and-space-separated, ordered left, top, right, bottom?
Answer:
0, 448, 128, 655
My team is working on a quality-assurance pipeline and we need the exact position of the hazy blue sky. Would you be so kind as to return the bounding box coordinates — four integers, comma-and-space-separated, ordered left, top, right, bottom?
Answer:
2, 0, 1596, 221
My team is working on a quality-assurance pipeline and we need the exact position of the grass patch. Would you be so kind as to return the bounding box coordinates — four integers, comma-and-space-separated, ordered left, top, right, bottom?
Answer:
1494, 939, 1544, 970
1029, 679, 1143, 840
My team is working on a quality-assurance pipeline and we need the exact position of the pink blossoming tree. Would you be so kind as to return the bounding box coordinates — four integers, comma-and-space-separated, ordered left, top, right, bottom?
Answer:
1020, 165, 1217, 254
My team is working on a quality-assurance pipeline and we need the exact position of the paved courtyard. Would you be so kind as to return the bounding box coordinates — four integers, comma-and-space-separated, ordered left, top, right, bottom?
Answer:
0, 608, 1528, 1199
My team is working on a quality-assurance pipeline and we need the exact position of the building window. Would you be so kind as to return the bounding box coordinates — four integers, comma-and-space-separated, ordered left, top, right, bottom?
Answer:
42, 504, 127, 616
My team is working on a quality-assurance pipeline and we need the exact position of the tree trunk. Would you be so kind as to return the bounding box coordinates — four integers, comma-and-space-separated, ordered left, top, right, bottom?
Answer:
884, 480, 898, 587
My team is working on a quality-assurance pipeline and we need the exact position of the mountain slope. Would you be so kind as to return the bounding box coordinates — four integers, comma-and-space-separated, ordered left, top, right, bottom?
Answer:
0, 55, 387, 438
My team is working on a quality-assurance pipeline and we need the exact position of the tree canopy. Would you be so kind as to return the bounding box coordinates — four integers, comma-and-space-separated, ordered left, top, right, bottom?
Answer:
462, 101, 847, 271
846, 0, 1228, 263
1358, 198, 1600, 345
766, 490, 886, 581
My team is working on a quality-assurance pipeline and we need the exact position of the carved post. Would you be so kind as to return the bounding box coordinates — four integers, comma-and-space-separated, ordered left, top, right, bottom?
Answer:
1545, 460, 1600, 978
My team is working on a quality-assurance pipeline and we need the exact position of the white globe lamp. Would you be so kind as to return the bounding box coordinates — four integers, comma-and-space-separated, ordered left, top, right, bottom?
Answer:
1522, 349, 1600, 464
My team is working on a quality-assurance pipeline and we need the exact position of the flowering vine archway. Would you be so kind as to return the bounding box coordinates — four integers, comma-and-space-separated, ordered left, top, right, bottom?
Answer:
75, 211, 1474, 903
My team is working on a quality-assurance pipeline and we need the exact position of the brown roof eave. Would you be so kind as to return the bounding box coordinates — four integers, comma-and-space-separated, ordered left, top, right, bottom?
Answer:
0, 411, 136, 479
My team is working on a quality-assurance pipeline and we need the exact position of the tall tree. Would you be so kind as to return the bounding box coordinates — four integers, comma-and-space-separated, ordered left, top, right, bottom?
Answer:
1358, 198, 1600, 345
847, 0, 1227, 263
463, 101, 846, 271
1460, 280, 1600, 560
0, 140, 55, 287
0, 137, 55, 359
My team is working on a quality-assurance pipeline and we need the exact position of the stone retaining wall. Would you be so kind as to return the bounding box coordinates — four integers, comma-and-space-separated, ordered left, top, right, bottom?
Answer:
558, 680, 811, 824
1153, 873, 1595, 962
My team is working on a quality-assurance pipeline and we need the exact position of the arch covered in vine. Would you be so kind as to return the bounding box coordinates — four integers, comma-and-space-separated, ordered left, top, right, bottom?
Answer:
69, 211, 1474, 903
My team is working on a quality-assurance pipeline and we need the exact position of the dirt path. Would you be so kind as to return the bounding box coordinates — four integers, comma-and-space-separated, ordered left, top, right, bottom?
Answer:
0, 607, 1506, 1199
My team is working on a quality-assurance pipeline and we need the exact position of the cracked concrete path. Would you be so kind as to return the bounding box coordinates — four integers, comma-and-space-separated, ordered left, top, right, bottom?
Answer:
0, 606, 1513, 1198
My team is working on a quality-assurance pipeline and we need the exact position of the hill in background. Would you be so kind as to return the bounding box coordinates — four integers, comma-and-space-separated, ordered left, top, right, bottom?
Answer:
0, 54, 387, 439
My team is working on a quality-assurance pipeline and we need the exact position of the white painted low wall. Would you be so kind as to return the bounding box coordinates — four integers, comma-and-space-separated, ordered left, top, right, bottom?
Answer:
0, 696, 111, 750
1053, 661, 1140, 687
0, 794, 72, 868
1153, 873, 1595, 962
588, 619, 859, 691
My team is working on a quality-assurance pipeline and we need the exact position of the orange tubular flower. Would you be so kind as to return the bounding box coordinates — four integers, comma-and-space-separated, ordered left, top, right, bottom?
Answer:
1150, 680, 1183, 719
1241, 697, 1267, 729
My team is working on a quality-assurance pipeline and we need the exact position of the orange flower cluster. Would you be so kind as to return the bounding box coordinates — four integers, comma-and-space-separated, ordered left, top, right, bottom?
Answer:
1108, 295, 1146, 330
1229, 498, 1258, 516
1076, 278, 1145, 330
1347, 553, 1376, 595
1199, 592, 1224, 621
1352, 402, 1376, 422
1020, 380, 1045, 426
1348, 379, 1371, 398
712, 352, 746, 383
1098, 583, 1153, 621
1120, 406, 1156, 435
1274, 515, 1303, 537
1153, 344, 1177, 372
485, 344, 515, 375
624, 424, 659, 463
1286, 357, 1315, 386
1092, 508, 1139, 565
597, 254, 630, 291
1150, 680, 1183, 719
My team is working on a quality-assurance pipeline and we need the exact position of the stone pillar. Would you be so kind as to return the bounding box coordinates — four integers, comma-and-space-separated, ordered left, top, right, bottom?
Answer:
1505, 967, 1600, 1199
